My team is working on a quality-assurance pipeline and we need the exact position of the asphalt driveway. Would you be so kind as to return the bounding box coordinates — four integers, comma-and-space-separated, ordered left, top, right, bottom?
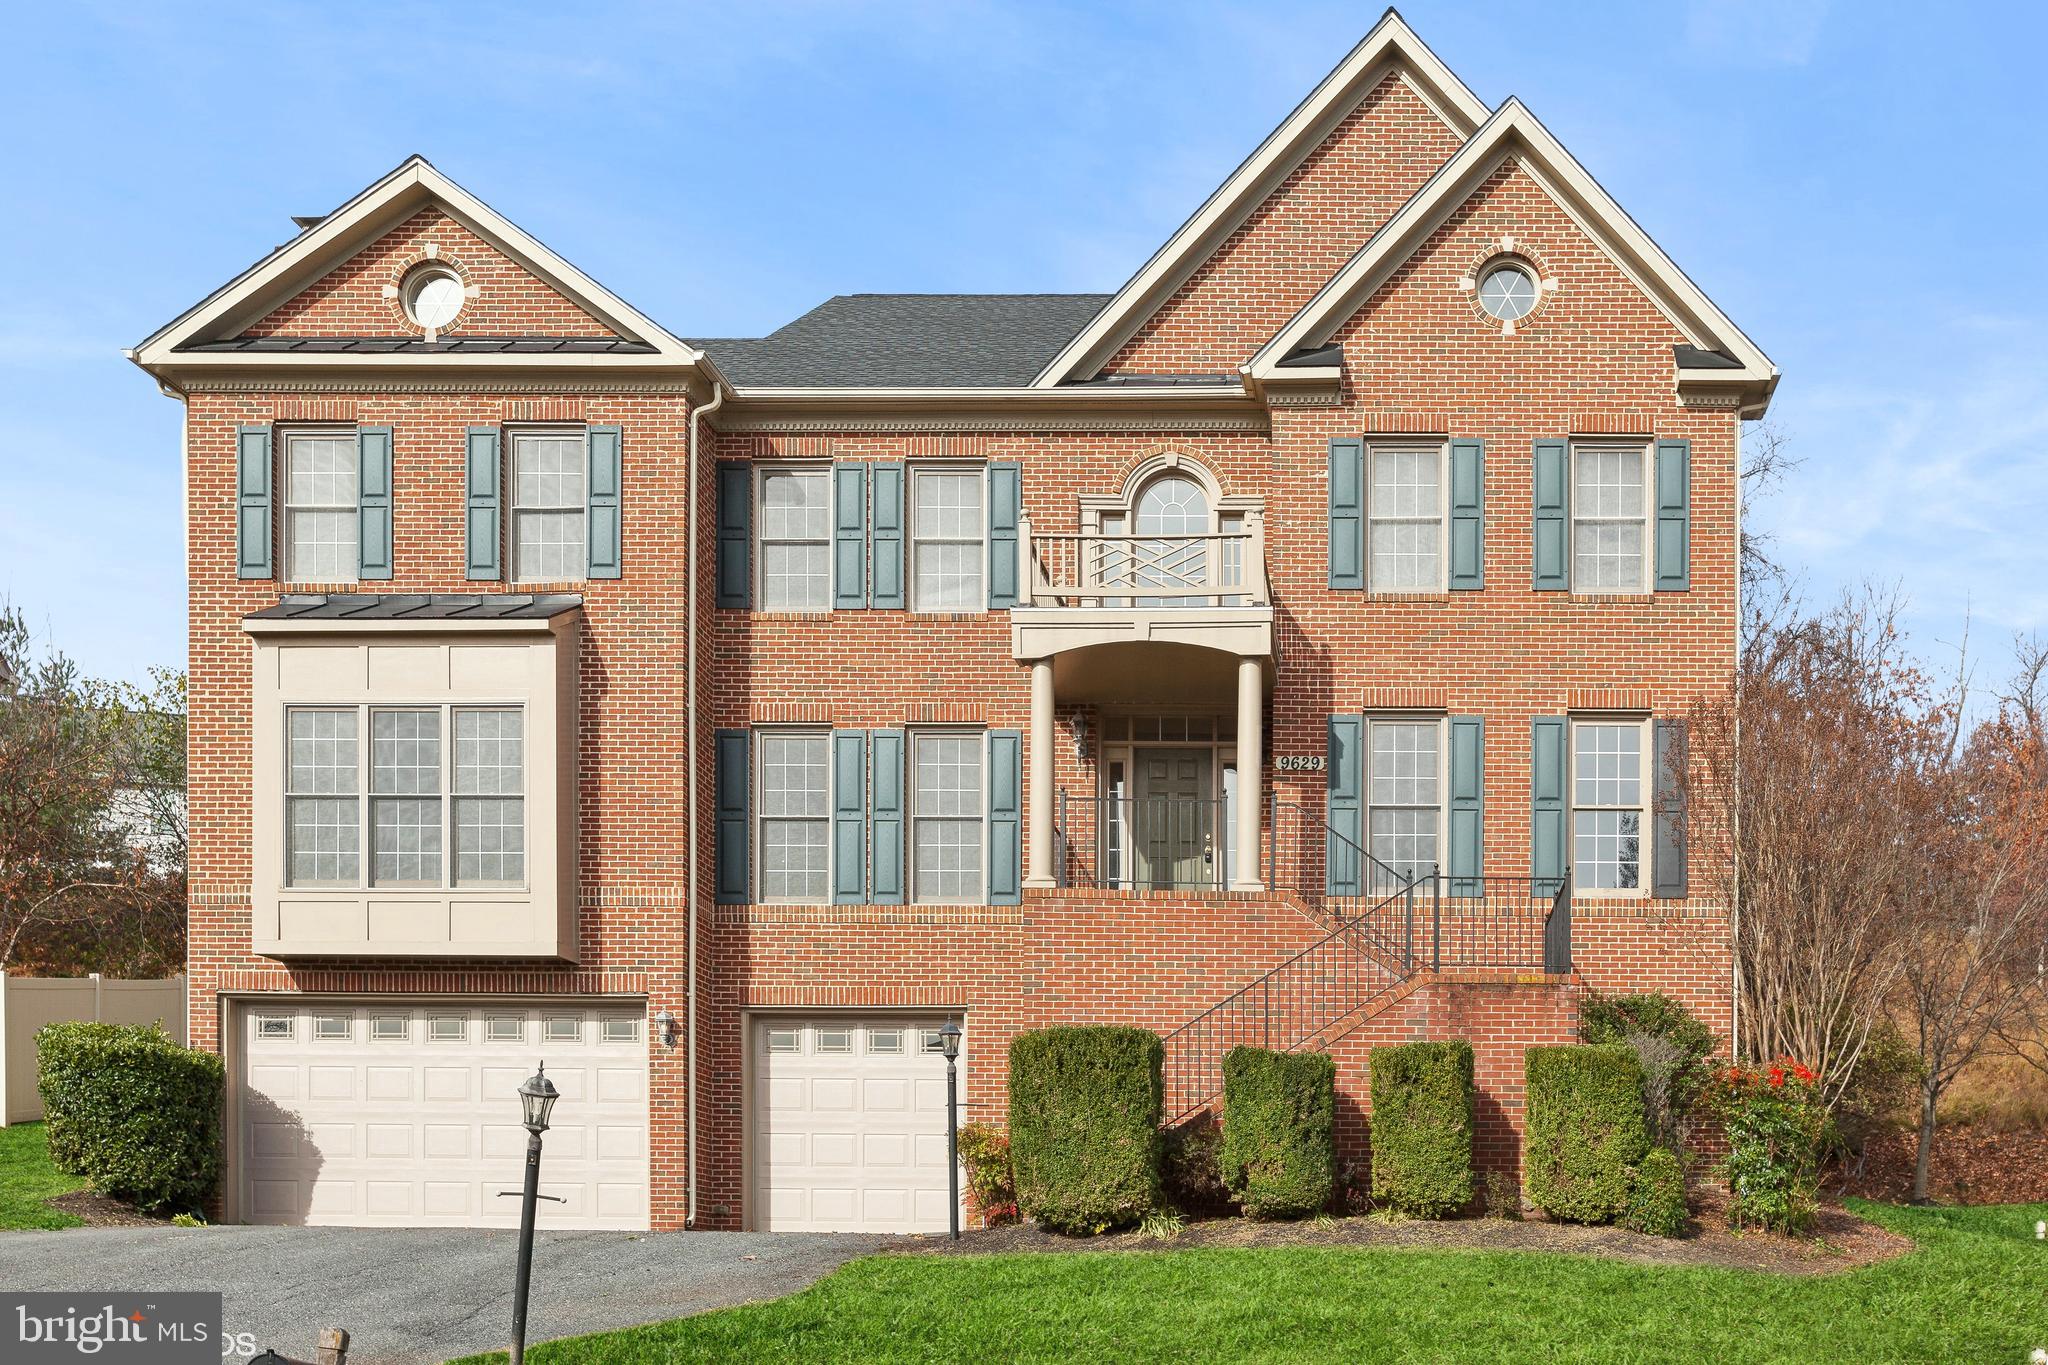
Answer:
0, 1225, 895, 1363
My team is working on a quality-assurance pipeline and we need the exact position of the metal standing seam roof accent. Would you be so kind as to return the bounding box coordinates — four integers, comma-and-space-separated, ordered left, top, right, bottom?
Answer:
182, 336, 659, 355
1671, 344, 1742, 370
243, 593, 585, 622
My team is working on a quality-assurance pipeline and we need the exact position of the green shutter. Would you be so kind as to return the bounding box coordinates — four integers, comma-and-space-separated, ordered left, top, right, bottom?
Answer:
1654, 439, 1691, 592
236, 425, 273, 580
1447, 715, 1484, 894
871, 462, 905, 610
833, 463, 867, 610
1532, 717, 1568, 894
1448, 439, 1484, 591
1328, 437, 1365, 590
716, 463, 751, 608
714, 729, 750, 904
1652, 719, 1689, 899
988, 728, 1021, 904
987, 462, 1021, 609
1326, 714, 1363, 895
870, 729, 906, 903
586, 424, 622, 580
832, 730, 867, 903
464, 427, 502, 581
1532, 439, 1569, 591
356, 426, 393, 580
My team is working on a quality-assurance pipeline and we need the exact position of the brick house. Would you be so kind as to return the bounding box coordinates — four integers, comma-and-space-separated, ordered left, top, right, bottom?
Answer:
131, 12, 1773, 1233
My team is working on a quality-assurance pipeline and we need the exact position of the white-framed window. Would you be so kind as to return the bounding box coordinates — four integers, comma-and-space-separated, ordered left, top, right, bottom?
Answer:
765, 1026, 801, 1054
911, 730, 984, 904
1571, 443, 1649, 593
757, 729, 830, 903
920, 1027, 949, 1054
910, 465, 985, 612
543, 1015, 581, 1044
867, 1028, 904, 1054
1571, 719, 1647, 892
600, 1016, 640, 1044
510, 428, 587, 583
756, 465, 831, 611
1367, 717, 1442, 889
254, 1014, 294, 1041
485, 1015, 525, 1044
282, 430, 360, 582
312, 1014, 351, 1041
369, 1014, 409, 1042
1367, 445, 1444, 592
427, 1014, 467, 1043
285, 704, 524, 890
816, 1026, 853, 1054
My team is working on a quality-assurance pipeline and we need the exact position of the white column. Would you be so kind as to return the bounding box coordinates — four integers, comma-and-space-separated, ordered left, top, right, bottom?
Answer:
1232, 655, 1264, 891
1026, 657, 1056, 888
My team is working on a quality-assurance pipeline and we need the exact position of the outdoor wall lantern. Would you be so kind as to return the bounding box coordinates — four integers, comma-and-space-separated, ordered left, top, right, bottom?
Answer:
938, 1019, 963, 1241
1067, 710, 1088, 759
504, 1063, 563, 1365
653, 1008, 680, 1047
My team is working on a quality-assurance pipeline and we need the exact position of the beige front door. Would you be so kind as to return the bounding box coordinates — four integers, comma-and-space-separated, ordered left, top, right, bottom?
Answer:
1132, 748, 1215, 888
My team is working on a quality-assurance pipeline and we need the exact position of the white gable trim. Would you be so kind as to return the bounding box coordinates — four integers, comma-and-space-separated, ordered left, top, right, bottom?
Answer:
1029, 11, 1488, 388
1245, 100, 1777, 408
131, 156, 702, 371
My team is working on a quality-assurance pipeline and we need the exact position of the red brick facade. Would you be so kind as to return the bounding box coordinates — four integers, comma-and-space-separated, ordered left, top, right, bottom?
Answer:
153, 25, 1757, 1232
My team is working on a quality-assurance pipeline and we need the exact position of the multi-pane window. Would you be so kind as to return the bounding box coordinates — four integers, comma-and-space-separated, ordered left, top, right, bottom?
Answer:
454, 709, 525, 886
758, 730, 830, 901
510, 431, 587, 582
287, 709, 360, 886
1367, 719, 1440, 889
757, 467, 831, 611
284, 705, 523, 889
1572, 445, 1648, 592
1368, 447, 1442, 591
912, 731, 983, 903
283, 432, 359, 581
1572, 722, 1645, 891
911, 467, 984, 611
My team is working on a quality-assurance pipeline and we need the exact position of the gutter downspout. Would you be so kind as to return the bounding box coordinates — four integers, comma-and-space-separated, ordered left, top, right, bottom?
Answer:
684, 380, 725, 1228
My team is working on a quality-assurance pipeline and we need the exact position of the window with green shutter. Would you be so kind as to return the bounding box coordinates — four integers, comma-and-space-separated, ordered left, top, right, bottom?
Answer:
356, 426, 393, 581
987, 729, 1021, 904
1326, 714, 1364, 895
714, 729, 750, 904
715, 462, 751, 608
1328, 437, 1365, 590
586, 424, 622, 579
464, 427, 502, 582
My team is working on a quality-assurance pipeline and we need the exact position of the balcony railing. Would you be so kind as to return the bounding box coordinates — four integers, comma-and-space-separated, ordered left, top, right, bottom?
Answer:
1017, 519, 1269, 608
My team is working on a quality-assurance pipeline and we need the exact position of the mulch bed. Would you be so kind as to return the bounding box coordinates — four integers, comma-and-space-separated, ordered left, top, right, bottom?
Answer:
1829, 1123, 2048, 1205
43, 1191, 177, 1228
888, 1189, 1910, 1277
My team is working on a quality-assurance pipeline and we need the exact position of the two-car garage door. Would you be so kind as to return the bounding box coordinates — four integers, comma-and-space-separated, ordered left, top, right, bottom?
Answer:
237, 1001, 649, 1229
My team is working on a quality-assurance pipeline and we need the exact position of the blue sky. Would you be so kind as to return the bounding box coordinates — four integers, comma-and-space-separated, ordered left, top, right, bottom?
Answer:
2, 0, 2040, 686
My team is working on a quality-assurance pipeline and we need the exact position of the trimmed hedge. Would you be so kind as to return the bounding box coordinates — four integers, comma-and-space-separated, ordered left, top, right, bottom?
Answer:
1368, 1039, 1475, 1217
1624, 1146, 1689, 1237
38, 1022, 225, 1214
1008, 1026, 1162, 1233
1523, 1044, 1650, 1224
1219, 1047, 1336, 1219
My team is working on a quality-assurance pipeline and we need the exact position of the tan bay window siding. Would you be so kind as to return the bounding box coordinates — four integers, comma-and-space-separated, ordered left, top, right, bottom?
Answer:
242, 603, 580, 958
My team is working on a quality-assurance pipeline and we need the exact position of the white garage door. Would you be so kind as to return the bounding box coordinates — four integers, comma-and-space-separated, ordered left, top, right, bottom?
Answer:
237, 1001, 649, 1229
752, 1016, 964, 1232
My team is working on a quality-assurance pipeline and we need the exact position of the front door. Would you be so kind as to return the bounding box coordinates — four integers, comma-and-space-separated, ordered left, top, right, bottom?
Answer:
1131, 748, 1214, 888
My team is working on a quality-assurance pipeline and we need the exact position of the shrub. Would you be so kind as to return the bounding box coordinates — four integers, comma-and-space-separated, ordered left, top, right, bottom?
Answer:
1482, 1168, 1522, 1220
37, 1022, 225, 1214
1008, 1026, 1162, 1234
1367, 1040, 1475, 1218
1708, 1058, 1827, 1235
956, 1123, 1018, 1227
1219, 1047, 1336, 1219
1578, 992, 1717, 1148
1623, 1147, 1689, 1237
1833, 1026, 1922, 1160
1523, 1044, 1650, 1224
1161, 1113, 1231, 1216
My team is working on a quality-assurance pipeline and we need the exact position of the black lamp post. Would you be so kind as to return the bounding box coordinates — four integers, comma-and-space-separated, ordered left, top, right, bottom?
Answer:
508, 1062, 559, 1365
938, 1019, 962, 1241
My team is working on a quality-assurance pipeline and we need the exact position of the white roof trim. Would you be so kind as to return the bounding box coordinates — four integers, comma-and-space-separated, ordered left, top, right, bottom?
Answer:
133, 156, 702, 371
1030, 10, 1488, 388
1246, 99, 1777, 390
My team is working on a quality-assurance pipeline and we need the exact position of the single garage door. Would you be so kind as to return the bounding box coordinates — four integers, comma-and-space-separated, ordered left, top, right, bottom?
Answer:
752, 1016, 964, 1232
237, 1001, 649, 1228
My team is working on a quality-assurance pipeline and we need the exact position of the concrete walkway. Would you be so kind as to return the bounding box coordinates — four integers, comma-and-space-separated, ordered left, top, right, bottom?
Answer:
0, 1225, 894, 1363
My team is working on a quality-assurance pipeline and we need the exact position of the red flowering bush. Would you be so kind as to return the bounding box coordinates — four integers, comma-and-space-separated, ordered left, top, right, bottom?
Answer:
1707, 1058, 1826, 1234
957, 1123, 1019, 1227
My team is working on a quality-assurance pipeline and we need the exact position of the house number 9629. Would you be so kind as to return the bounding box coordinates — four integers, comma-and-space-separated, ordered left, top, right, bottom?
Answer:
1276, 755, 1326, 772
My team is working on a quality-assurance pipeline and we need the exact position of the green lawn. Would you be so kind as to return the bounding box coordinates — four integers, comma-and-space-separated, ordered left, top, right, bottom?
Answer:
453, 1201, 2048, 1363
0, 1121, 84, 1230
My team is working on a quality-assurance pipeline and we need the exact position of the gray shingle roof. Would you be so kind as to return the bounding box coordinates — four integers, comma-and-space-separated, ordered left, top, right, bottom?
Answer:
245, 593, 583, 622
692, 294, 1113, 388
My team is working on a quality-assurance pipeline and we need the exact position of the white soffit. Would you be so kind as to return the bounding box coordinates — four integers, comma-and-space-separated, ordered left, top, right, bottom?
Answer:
1030, 11, 1489, 388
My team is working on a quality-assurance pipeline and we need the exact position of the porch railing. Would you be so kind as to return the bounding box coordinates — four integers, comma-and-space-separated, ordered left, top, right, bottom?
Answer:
1018, 519, 1269, 608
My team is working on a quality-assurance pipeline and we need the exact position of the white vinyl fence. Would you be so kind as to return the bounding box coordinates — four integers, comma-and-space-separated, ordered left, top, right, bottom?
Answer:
0, 975, 186, 1125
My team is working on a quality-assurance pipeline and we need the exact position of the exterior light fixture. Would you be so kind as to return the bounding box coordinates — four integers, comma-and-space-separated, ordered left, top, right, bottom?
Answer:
518, 1063, 560, 1135
937, 1019, 963, 1241
653, 1009, 680, 1047
1067, 711, 1088, 759
505, 1062, 564, 1364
